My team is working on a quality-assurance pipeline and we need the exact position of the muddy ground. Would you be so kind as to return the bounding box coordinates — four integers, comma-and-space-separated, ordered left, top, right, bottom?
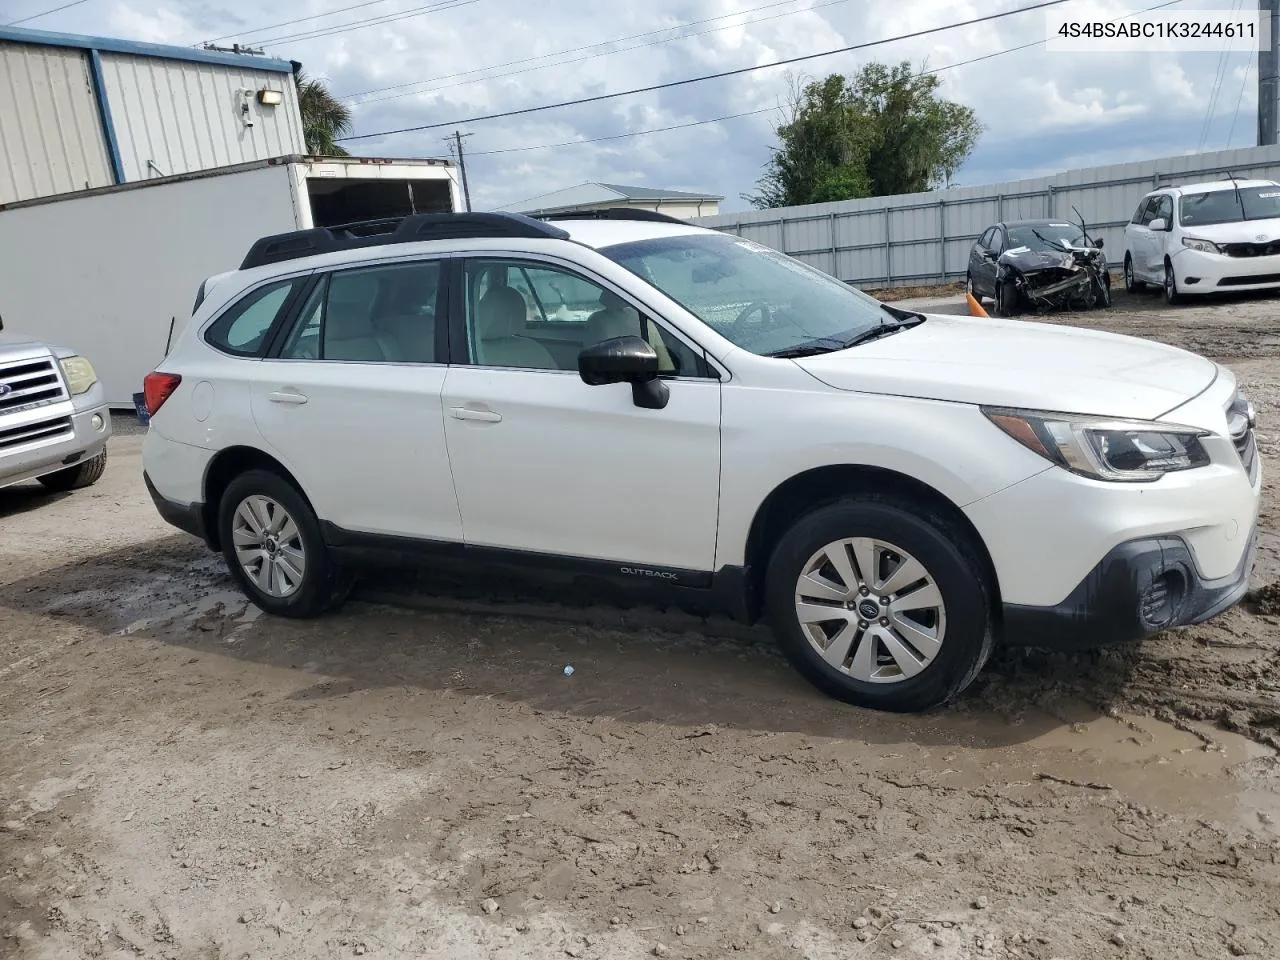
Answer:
3, 291, 1280, 960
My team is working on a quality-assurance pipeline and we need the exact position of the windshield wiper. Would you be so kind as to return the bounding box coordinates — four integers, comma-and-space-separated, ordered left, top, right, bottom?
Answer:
766, 314, 926, 358
766, 336, 861, 358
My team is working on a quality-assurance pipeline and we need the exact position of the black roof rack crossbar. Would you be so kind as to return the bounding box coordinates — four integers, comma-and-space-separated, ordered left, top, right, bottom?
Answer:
239, 211, 571, 270
534, 207, 690, 226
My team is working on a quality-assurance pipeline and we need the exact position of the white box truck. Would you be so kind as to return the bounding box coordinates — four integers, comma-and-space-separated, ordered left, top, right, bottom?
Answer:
0, 155, 463, 408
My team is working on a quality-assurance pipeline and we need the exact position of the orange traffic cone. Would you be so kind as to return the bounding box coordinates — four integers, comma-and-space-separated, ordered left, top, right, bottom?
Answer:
966, 291, 988, 317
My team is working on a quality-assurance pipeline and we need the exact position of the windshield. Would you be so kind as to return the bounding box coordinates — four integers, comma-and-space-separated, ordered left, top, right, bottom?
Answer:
1005, 222, 1087, 252
597, 233, 897, 357
1179, 186, 1280, 226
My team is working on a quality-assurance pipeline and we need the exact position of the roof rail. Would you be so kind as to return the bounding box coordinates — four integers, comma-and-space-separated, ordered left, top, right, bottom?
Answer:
535, 207, 690, 226
239, 211, 571, 270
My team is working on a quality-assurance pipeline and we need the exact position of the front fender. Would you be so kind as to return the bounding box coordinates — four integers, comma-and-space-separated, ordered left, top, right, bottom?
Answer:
714, 384, 1052, 568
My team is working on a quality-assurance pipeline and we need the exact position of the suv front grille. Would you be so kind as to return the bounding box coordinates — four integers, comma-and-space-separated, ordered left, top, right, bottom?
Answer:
0, 414, 73, 452
0, 358, 68, 415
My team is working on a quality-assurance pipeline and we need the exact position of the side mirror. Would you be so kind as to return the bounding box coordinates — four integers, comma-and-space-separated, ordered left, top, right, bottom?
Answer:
578, 335, 668, 410
1093, 237, 1104, 249
1148, 217, 1167, 232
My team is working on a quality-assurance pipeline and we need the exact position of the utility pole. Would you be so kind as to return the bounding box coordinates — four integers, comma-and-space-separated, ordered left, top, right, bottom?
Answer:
1259, 0, 1280, 145
449, 131, 473, 212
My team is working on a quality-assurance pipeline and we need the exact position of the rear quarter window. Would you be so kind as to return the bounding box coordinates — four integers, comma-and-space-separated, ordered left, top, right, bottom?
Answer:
204, 278, 304, 358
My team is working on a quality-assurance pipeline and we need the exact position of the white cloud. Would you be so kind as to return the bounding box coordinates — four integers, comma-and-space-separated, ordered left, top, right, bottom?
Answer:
11, 0, 1264, 212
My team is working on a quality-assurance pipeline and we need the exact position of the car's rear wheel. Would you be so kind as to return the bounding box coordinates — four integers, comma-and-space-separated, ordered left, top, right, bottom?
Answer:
37, 448, 107, 491
218, 469, 349, 618
965, 272, 981, 304
1123, 254, 1145, 293
764, 497, 994, 713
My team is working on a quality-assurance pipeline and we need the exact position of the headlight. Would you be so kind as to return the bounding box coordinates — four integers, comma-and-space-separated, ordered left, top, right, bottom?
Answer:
983, 407, 1211, 482
1182, 236, 1221, 254
59, 356, 98, 396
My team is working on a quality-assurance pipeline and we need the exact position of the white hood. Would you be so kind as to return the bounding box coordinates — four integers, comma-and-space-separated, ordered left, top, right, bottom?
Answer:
793, 313, 1218, 420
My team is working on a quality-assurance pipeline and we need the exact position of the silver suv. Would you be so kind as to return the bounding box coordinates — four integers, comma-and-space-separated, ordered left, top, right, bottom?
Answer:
0, 316, 111, 493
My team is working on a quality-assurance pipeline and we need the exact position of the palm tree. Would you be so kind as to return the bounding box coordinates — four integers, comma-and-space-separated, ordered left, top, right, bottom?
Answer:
295, 69, 353, 156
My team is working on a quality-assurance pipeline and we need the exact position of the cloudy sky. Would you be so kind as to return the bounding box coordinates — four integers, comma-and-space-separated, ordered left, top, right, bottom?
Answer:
7, 0, 1264, 211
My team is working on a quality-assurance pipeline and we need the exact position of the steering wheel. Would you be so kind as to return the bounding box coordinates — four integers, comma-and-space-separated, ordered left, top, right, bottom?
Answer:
735, 301, 774, 326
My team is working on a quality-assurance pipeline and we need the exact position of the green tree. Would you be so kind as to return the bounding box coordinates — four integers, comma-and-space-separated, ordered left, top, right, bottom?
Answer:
747, 63, 982, 209
296, 69, 353, 156
746, 74, 873, 209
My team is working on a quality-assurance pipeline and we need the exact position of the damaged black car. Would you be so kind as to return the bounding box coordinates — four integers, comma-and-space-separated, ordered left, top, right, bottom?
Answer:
966, 219, 1112, 317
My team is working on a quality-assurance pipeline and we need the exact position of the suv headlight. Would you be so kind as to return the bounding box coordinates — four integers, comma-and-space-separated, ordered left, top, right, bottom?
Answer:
59, 355, 98, 396
983, 407, 1211, 482
1182, 236, 1221, 254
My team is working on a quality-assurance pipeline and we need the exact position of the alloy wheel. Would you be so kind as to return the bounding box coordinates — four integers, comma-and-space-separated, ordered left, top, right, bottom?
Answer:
231, 494, 307, 598
793, 537, 946, 683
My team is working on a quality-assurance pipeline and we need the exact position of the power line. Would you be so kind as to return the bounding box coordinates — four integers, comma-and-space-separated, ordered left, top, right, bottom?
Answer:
461, 0, 1189, 163
1198, 0, 1241, 150
199, 0, 400, 46
6, 0, 92, 25
253, 0, 479, 47
337, 0, 1074, 142
469, 107, 776, 157
343, 0, 848, 105
1227, 54, 1253, 147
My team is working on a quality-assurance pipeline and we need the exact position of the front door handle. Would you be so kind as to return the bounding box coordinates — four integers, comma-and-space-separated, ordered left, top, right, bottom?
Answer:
450, 406, 502, 423
268, 390, 309, 405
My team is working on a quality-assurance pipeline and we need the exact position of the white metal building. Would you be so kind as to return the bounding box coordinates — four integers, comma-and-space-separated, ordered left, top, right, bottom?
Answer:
500, 182, 722, 220
0, 25, 306, 206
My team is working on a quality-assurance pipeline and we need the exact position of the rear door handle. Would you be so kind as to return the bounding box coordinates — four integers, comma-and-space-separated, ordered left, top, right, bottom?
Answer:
268, 390, 309, 405
450, 406, 502, 423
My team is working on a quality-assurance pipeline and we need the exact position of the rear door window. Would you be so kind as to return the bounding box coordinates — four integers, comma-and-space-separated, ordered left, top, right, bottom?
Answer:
278, 260, 442, 363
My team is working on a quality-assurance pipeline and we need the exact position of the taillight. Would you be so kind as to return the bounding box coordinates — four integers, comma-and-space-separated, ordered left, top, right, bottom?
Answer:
143, 372, 182, 415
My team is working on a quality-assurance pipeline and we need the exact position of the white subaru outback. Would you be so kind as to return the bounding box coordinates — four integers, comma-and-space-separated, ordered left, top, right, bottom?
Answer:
141, 209, 1261, 713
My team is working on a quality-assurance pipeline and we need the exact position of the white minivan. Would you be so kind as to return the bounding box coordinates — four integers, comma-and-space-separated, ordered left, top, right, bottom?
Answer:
1123, 178, 1280, 302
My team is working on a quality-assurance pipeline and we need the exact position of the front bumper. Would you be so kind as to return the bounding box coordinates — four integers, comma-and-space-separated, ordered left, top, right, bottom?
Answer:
1002, 525, 1259, 650
0, 402, 112, 490
1174, 247, 1280, 293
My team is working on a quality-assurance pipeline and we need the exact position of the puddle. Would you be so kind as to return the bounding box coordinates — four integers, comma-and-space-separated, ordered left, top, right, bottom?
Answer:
986, 707, 1279, 837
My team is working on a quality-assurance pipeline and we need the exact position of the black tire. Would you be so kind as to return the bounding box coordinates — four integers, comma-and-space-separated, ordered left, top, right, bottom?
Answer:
217, 469, 348, 618
37, 448, 107, 491
1162, 259, 1182, 305
1095, 270, 1112, 309
1123, 254, 1145, 293
764, 497, 995, 713
965, 272, 981, 305
994, 277, 1019, 317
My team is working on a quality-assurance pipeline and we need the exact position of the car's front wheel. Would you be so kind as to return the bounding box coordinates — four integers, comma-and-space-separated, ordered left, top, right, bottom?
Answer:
218, 469, 349, 618
994, 277, 1019, 317
764, 497, 994, 713
37, 448, 107, 491
1123, 254, 1145, 293
1163, 259, 1182, 305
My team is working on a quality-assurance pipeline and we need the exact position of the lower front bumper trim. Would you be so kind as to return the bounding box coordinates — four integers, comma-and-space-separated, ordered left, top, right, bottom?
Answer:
1002, 528, 1258, 652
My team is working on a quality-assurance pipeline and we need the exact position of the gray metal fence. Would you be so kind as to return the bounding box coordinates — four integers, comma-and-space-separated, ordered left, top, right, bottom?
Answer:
693, 145, 1280, 290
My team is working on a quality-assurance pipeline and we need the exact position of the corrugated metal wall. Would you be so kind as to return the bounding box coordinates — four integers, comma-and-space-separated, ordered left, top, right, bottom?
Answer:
0, 41, 113, 204
99, 53, 306, 183
695, 145, 1280, 289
